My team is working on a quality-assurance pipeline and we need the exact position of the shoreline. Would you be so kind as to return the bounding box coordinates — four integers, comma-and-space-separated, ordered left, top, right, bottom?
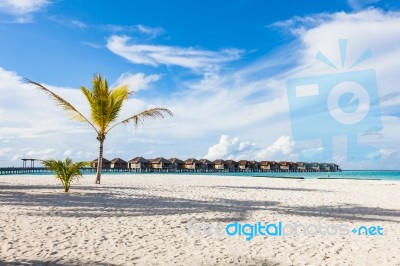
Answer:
3, 170, 400, 182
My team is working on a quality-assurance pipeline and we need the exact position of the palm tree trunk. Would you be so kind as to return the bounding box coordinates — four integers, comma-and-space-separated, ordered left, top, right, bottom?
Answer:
95, 135, 105, 184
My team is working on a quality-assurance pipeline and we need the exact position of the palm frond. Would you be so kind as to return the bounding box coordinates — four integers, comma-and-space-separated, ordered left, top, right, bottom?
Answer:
82, 74, 132, 133
104, 85, 130, 129
42, 158, 89, 192
25, 79, 98, 133
85, 74, 111, 131
81, 86, 100, 126
106, 107, 173, 133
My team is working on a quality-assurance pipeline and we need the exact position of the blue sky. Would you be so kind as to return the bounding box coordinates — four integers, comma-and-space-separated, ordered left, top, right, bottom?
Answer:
1, 0, 393, 87
0, 0, 399, 169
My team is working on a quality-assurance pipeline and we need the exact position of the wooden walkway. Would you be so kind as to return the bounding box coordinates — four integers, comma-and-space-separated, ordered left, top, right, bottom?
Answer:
0, 167, 51, 175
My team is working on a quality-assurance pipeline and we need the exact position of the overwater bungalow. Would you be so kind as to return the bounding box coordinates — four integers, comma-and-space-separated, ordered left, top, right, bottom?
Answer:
151, 157, 172, 171
88, 155, 340, 173
184, 158, 201, 171
91, 158, 111, 169
329, 163, 339, 172
259, 161, 279, 172
279, 161, 290, 172
225, 160, 238, 172
213, 159, 227, 171
199, 159, 213, 171
238, 160, 251, 171
297, 162, 307, 172
310, 162, 320, 172
169, 158, 184, 171
290, 162, 298, 172
270, 161, 280, 171
319, 163, 330, 172
110, 158, 128, 169
250, 161, 259, 171
129, 157, 150, 171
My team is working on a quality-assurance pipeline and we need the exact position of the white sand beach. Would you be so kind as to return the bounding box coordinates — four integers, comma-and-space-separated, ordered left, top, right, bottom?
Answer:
0, 174, 399, 265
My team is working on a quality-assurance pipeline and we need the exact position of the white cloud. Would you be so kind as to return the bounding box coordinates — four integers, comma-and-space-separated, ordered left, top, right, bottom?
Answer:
11, 154, 23, 162
0, 147, 12, 157
82, 41, 103, 49
256, 136, 295, 159
26, 148, 55, 156
114, 72, 161, 92
136, 24, 165, 38
106, 35, 243, 71
0, 0, 50, 22
204, 135, 297, 161
75, 150, 96, 160
204, 135, 239, 160
49, 16, 165, 38
347, 0, 380, 10
63, 149, 72, 156
48, 15, 88, 29
126, 137, 168, 144
99, 24, 165, 36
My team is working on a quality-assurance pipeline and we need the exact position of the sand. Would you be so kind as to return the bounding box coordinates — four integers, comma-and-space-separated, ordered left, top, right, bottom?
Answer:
0, 174, 399, 265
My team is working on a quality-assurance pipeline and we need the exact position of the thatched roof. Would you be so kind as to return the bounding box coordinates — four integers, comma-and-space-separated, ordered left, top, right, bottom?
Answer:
169, 158, 184, 164
199, 159, 212, 164
151, 157, 171, 164
238, 160, 249, 165
184, 158, 200, 164
92, 158, 111, 163
259, 161, 276, 166
129, 157, 150, 163
213, 159, 225, 164
225, 160, 238, 165
111, 158, 127, 164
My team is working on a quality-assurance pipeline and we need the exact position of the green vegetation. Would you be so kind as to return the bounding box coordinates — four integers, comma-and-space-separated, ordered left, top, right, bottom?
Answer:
42, 158, 87, 192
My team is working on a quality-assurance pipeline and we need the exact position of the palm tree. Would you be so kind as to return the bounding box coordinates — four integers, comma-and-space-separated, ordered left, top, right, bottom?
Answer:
27, 74, 172, 184
42, 158, 88, 192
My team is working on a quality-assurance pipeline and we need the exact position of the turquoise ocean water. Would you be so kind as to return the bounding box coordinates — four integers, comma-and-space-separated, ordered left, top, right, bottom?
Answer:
10, 170, 400, 181
85, 170, 400, 181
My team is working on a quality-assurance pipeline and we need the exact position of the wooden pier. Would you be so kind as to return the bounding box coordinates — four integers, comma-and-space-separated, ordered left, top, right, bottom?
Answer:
0, 167, 51, 175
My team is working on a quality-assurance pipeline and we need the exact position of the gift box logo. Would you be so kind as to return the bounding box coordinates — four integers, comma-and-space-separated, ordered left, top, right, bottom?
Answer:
286, 40, 382, 163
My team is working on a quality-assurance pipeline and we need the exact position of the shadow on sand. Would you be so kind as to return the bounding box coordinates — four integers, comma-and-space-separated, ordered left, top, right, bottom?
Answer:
0, 184, 279, 222
0, 183, 399, 223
